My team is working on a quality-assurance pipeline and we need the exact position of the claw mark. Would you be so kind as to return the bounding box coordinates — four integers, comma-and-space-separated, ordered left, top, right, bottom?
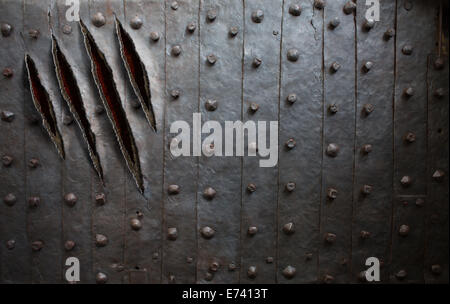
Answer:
51, 34, 104, 182
25, 54, 65, 159
114, 16, 157, 132
79, 20, 144, 193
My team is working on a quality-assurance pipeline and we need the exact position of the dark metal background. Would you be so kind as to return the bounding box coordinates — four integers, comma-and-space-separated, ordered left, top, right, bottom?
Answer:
0, 0, 448, 284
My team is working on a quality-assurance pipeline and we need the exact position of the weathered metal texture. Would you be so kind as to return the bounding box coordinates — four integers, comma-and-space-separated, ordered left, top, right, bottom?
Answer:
390, 0, 436, 284
196, 0, 243, 284
121, 0, 165, 284
277, 0, 323, 284
0, 0, 31, 283
240, 0, 281, 283
319, 0, 356, 284
54, 0, 94, 283
425, 51, 449, 284
351, 0, 395, 283
163, 0, 199, 284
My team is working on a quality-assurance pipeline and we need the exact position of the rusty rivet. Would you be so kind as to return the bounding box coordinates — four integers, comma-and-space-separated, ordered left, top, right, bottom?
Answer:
3, 193, 16, 206
206, 54, 217, 65
95, 105, 104, 115
96, 272, 108, 284
404, 132, 416, 143
363, 103, 374, 115
31, 240, 44, 251
135, 210, 144, 219
92, 12, 106, 27
95, 234, 108, 247
252, 57, 262, 68
327, 187, 338, 200
282, 265, 296, 279
203, 187, 216, 200
171, 45, 182, 56
363, 18, 375, 31
361, 184, 373, 195
395, 269, 407, 280
150, 31, 160, 42
167, 227, 178, 240
28, 196, 40, 208
249, 102, 259, 112
186, 22, 196, 33
361, 144, 372, 154
63, 114, 73, 125
289, 4, 302, 16
329, 17, 340, 29
228, 262, 237, 271
170, 89, 180, 99
323, 274, 334, 284
6, 240, 15, 250
431, 264, 442, 275
207, 9, 217, 22
432, 169, 445, 181
324, 232, 336, 243
28, 29, 39, 39
314, 0, 325, 10
287, 93, 297, 104
3, 67, 13, 78
28, 158, 39, 168
383, 29, 395, 41
1, 110, 15, 122
398, 224, 410, 236
64, 240, 75, 251
434, 88, 445, 98
130, 218, 142, 230
251, 10, 264, 23
204, 272, 214, 281
330, 61, 341, 73
360, 230, 371, 239
247, 266, 257, 278
400, 175, 412, 187
1, 23, 12, 36
328, 104, 338, 114
168, 184, 180, 195
95, 193, 106, 205
209, 261, 220, 272
283, 222, 295, 235
2, 155, 13, 167
200, 226, 215, 239
434, 57, 445, 70
403, 87, 414, 97
247, 183, 257, 193
285, 138, 296, 149
326, 143, 339, 157
205, 99, 218, 111
287, 48, 299, 62
362, 61, 373, 72
285, 182, 296, 192
229, 26, 239, 37
343, 1, 356, 14
266, 256, 274, 263
402, 44, 413, 55
247, 226, 258, 236
130, 16, 143, 29
170, 1, 179, 10
62, 24, 72, 35
64, 193, 77, 207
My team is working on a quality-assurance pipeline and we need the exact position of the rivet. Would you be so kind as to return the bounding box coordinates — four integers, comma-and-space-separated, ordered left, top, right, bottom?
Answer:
363, 18, 375, 31
287, 93, 297, 104
282, 222, 295, 235
287, 48, 299, 62
398, 224, 410, 236
171, 1, 179, 10
431, 264, 442, 275
404, 0, 413, 10
205, 99, 218, 111
343, 1, 356, 14
289, 4, 302, 16
324, 232, 336, 243
206, 54, 217, 65
92, 12, 106, 27
209, 261, 220, 272
327, 187, 338, 200
95, 193, 106, 205
404, 132, 416, 143
62, 24, 72, 35
31, 240, 44, 251
228, 262, 237, 271
3, 193, 16, 206
329, 104, 338, 114
247, 226, 258, 236
285, 182, 296, 192
171, 45, 182, 56
186, 257, 193, 263
96, 272, 108, 284
169, 274, 176, 283
28, 29, 39, 39
400, 175, 412, 187
251, 10, 264, 23
434, 57, 445, 70
432, 169, 445, 181
1, 23, 12, 37
95, 234, 108, 247
28, 158, 40, 168
150, 31, 160, 42
64, 240, 75, 251
415, 198, 425, 207
329, 17, 340, 29
434, 88, 445, 98
6, 239, 15, 250
330, 61, 341, 73
3, 67, 13, 78
200, 226, 215, 239
130, 218, 142, 230
403, 87, 414, 97
314, 0, 325, 10
249, 102, 259, 113
362, 61, 373, 72
358, 271, 367, 282
252, 57, 262, 68
305, 253, 313, 260
167, 227, 178, 240
285, 138, 296, 149
207, 9, 217, 22
395, 269, 407, 280
205, 272, 214, 281
247, 183, 257, 193
186, 22, 196, 33
168, 184, 180, 195
2, 155, 13, 167
326, 143, 339, 157
266, 256, 274, 263
384, 28, 395, 40
170, 89, 180, 99
247, 266, 257, 278
229, 26, 239, 37
1, 110, 15, 122
63, 114, 73, 125
152, 252, 159, 260
203, 187, 216, 200
136, 210, 143, 218
323, 274, 334, 283
64, 193, 77, 207
95, 105, 104, 114
130, 16, 143, 29
402, 44, 413, 55
282, 265, 296, 279
361, 184, 373, 195
363, 103, 374, 115
360, 230, 370, 239
28, 196, 40, 208
361, 144, 372, 154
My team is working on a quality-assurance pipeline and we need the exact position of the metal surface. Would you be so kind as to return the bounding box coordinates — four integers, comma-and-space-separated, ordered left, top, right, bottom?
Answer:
0, 0, 448, 284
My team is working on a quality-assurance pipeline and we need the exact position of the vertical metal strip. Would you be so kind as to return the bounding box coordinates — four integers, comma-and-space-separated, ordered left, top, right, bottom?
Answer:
163, 0, 200, 284
319, 0, 356, 284
277, 0, 323, 284
352, 0, 396, 283
240, 0, 282, 283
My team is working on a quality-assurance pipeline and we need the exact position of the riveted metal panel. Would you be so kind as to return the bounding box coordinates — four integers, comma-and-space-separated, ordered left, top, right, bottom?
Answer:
351, 0, 395, 283
196, 0, 243, 284
240, 0, 282, 284
277, 0, 323, 284
319, 0, 356, 284
163, 0, 199, 284
0, 0, 31, 283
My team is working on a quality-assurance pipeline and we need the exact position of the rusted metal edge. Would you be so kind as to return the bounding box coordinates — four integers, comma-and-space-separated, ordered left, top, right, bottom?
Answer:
51, 33, 104, 183
78, 19, 144, 194
114, 16, 157, 132
24, 53, 65, 160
